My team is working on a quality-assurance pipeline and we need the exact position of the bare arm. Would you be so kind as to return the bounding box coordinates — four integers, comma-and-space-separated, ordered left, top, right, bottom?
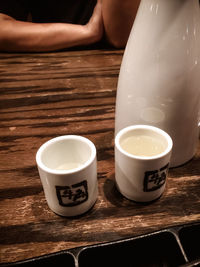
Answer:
0, 1, 103, 52
102, 0, 140, 48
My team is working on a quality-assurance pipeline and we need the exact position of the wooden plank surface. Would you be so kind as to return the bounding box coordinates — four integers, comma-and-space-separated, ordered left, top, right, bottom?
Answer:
0, 49, 200, 264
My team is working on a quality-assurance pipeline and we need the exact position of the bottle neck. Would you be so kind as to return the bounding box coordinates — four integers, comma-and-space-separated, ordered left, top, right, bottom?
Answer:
133, 0, 199, 36
137, 0, 199, 19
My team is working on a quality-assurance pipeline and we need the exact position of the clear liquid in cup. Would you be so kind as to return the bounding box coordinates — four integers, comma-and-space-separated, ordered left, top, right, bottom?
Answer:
120, 135, 166, 157
55, 162, 81, 170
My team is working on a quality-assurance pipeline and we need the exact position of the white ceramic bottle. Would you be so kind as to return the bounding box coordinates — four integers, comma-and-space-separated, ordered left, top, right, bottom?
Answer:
115, 0, 200, 167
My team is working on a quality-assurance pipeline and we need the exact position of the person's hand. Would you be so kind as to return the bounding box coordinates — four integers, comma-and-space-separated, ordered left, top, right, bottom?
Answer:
85, 0, 104, 44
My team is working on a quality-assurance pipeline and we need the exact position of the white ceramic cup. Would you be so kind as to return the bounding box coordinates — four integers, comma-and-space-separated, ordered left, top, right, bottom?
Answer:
36, 135, 98, 217
115, 125, 173, 202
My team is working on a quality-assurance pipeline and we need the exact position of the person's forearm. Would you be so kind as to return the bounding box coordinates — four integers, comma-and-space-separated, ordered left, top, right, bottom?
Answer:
102, 0, 140, 48
0, 2, 103, 52
0, 18, 92, 52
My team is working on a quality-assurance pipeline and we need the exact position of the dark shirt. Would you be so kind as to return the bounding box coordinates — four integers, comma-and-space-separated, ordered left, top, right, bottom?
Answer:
0, 0, 97, 24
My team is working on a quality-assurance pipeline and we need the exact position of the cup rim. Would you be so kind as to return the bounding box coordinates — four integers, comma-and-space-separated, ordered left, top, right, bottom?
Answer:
115, 125, 173, 160
36, 135, 96, 174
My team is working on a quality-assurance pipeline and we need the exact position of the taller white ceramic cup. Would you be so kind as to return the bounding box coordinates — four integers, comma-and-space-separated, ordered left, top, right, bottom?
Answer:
36, 135, 98, 217
115, 125, 173, 202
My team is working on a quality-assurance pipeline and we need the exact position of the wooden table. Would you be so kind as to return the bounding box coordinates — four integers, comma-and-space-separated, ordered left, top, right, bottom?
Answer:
0, 49, 199, 264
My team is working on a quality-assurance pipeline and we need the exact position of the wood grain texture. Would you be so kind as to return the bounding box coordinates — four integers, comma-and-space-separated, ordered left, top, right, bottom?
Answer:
0, 49, 200, 264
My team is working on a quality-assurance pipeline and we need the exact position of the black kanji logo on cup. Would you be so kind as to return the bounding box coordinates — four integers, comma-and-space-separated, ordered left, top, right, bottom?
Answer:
56, 180, 88, 207
143, 163, 169, 192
